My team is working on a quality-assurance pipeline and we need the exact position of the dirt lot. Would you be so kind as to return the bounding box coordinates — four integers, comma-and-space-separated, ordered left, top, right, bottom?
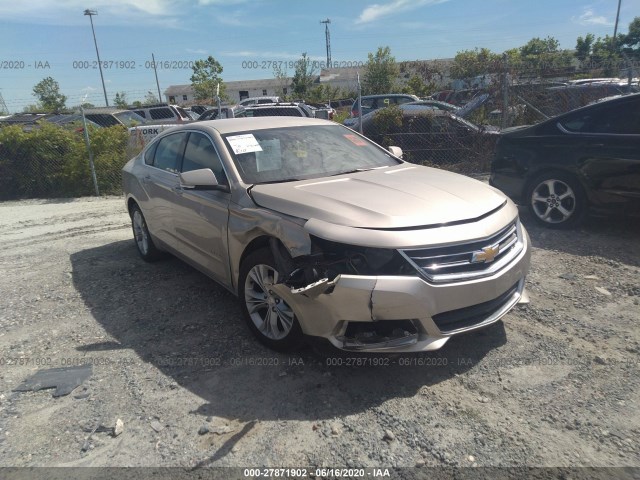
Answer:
0, 195, 639, 474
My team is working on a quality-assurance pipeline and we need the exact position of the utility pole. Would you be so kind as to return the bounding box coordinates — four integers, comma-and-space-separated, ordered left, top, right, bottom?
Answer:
321, 18, 331, 68
613, 0, 622, 41
151, 53, 162, 103
84, 9, 109, 107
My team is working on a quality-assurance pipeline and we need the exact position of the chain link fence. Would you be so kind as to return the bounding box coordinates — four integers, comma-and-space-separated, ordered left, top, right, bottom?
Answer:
0, 112, 143, 201
1, 59, 638, 200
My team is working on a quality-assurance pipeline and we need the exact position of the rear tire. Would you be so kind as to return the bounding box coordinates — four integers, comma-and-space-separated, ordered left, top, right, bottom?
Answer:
130, 204, 163, 261
238, 248, 304, 351
526, 172, 587, 229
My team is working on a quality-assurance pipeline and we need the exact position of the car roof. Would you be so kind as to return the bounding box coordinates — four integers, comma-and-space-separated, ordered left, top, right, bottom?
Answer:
168, 116, 336, 135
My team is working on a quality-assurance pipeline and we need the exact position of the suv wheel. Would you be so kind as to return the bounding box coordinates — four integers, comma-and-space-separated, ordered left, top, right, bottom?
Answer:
527, 172, 586, 228
239, 248, 303, 351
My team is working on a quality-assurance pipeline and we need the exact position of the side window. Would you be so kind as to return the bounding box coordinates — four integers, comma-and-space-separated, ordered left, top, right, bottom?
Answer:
144, 141, 158, 165
396, 97, 414, 105
561, 102, 640, 135
152, 133, 187, 173
150, 108, 175, 120
360, 98, 375, 109
181, 133, 228, 185
588, 102, 640, 135
134, 110, 146, 118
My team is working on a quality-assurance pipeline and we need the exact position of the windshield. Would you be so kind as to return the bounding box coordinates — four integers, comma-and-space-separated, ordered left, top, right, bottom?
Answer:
222, 124, 401, 184
114, 111, 147, 127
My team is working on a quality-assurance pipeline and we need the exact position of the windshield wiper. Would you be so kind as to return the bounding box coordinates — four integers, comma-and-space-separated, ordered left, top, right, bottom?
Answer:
252, 178, 304, 185
328, 166, 388, 177
247, 177, 304, 194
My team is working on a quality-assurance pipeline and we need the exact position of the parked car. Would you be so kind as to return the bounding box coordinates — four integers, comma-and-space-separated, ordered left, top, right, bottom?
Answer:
350, 94, 419, 117
410, 99, 460, 113
239, 96, 282, 106
122, 117, 530, 352
349, 104, 499, 165
329, 98, 355, 111
197, 105, 247, 121
490, 93, 640, 228
130, 104, 191, 124
84, 108, 147, 128
189, 105, 209, 115
243, 103, 313, 117
305, 102, 336, 120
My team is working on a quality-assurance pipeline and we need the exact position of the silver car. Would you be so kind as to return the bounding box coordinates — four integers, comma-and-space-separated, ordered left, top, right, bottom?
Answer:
122, 117, 530, 352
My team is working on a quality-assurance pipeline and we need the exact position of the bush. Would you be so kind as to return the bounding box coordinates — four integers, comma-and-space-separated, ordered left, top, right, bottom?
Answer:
0, 122, 134, 200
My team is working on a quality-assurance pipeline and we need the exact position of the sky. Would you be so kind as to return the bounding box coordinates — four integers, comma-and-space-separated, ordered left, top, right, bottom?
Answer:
0, 0, 638, 112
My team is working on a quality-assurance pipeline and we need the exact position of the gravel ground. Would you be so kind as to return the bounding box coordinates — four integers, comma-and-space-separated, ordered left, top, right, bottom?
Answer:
0, 195, 638, 474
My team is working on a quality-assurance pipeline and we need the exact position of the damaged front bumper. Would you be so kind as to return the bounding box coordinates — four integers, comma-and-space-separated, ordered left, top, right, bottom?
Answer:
270, 228, 531, 353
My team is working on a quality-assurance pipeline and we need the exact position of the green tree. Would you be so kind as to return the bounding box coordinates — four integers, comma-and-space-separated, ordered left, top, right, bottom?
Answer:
449, 48, 501, 79
621, 17, 640, 59
190, 56, 225, 103
32, 76, 67, 112
575, 33, 595, 62
519, 36, 572, 73
590, 35, 622, 74
143, 91, 159, 105
401, 75, 434, 97
113, 92, 128, 108
363, 46, 399, 95
291, 53, 317, 98
272, 63, 291, 99
306, 84, 343, 104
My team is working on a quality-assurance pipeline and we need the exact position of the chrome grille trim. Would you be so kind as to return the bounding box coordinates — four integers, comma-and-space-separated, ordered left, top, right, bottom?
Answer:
399, 220, 524, 284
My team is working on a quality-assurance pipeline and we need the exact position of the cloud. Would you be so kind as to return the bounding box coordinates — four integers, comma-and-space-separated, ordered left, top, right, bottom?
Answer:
356, 0, 449, 24
186, 48, 208, 55
572, 8, 614, 27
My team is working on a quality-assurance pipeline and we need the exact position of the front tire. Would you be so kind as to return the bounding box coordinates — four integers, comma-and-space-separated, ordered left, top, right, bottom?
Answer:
130, 204, 162, 261
238, 248, 304, 351
527, 172, 586, 228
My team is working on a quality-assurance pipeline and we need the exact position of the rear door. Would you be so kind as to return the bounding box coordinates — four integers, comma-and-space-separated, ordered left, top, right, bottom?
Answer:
173, 132, 232, 284
559, 98, 640, 212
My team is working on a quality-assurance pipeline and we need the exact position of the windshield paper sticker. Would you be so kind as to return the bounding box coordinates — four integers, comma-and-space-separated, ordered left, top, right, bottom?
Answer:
344, 134, 367, 146
226, 134, 263, 154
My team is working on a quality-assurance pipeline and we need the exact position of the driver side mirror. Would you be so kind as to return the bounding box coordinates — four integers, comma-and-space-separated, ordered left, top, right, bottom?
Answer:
179, 168, 229, 192
388, 146, 403, 159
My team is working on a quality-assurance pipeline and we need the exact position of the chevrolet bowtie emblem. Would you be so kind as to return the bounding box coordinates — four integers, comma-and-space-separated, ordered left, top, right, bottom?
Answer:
471, 244, 500, 263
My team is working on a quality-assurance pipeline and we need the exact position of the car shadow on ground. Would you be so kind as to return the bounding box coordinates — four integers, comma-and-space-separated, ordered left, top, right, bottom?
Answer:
519, 208, 640, 267
70, 239, 506, 424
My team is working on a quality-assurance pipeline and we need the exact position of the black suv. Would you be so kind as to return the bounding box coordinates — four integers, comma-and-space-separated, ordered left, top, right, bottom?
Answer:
490, 93, 640, 228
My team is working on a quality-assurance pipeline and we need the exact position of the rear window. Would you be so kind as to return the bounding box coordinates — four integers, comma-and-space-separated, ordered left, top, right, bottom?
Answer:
246, 108, 303, 117
150, 108, 175, 120
175, 107, 190, 120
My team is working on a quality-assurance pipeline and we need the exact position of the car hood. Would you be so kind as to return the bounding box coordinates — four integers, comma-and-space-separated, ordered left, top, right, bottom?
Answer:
250, 165, 507, 229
